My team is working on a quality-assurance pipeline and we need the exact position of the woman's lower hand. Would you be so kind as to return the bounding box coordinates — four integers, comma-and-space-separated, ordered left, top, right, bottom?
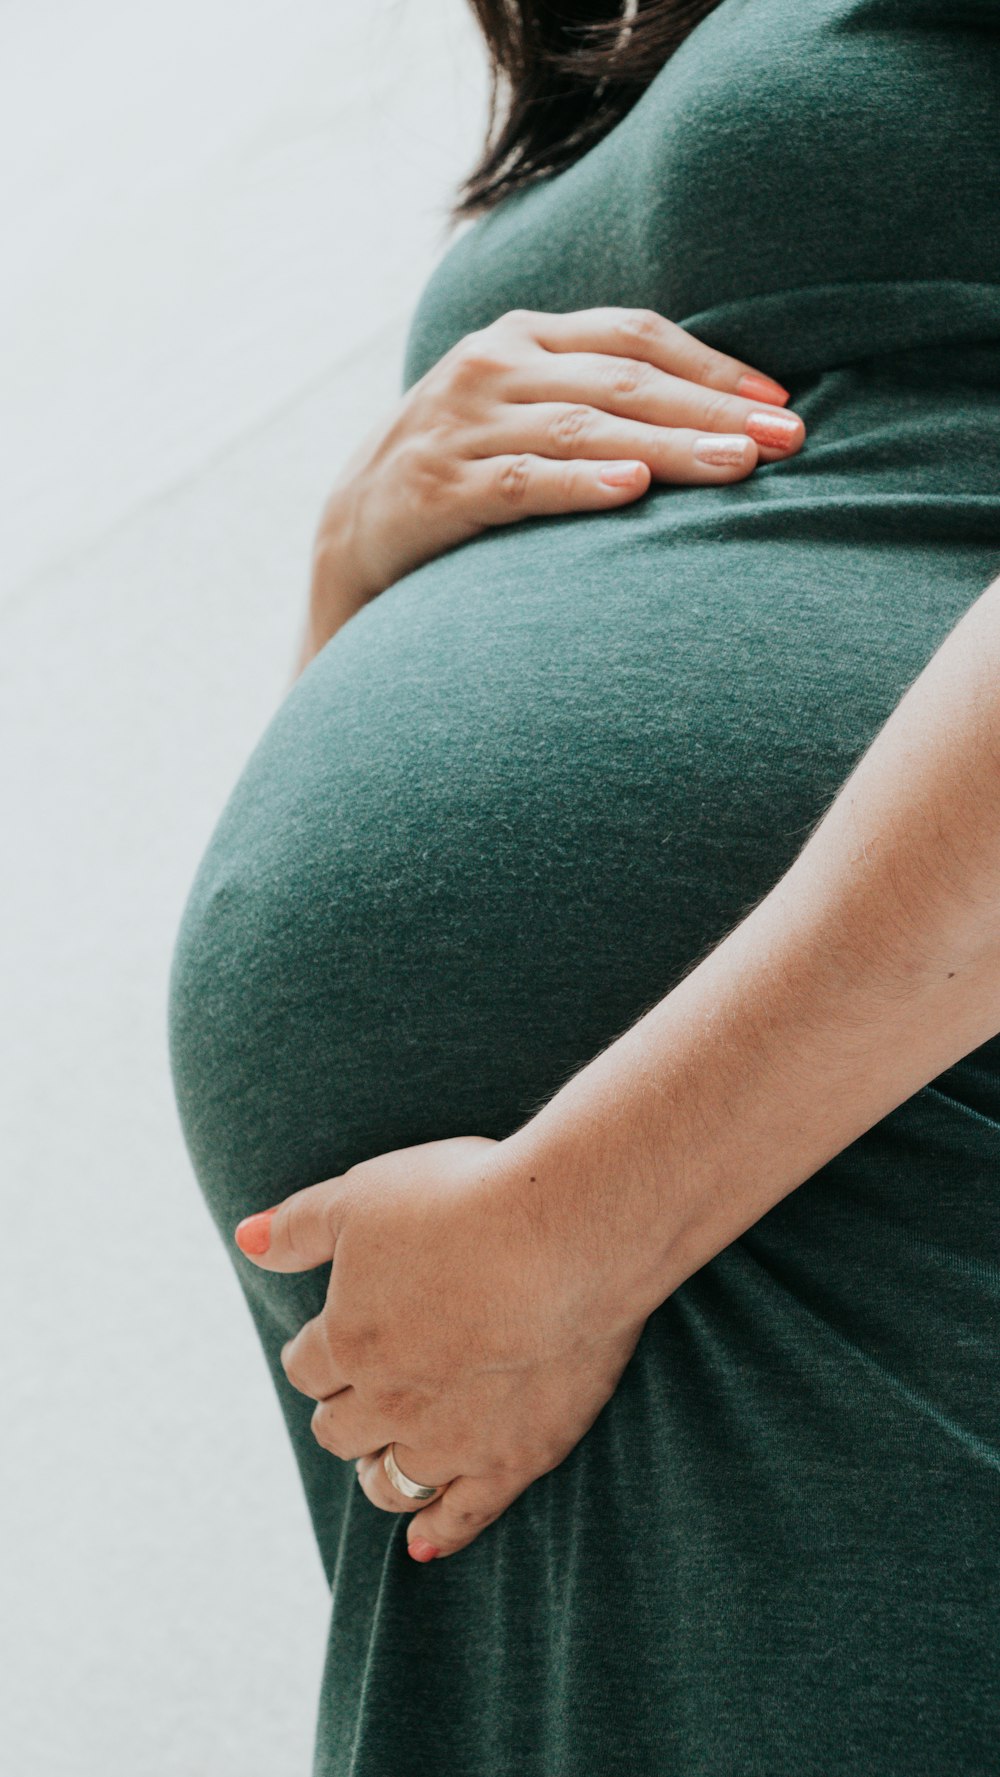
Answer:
234, 1134, 649, 1561
308, 305, 804, 653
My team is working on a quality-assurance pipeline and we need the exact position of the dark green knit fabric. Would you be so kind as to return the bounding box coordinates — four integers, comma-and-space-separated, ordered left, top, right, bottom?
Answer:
169, 2, 1000, 1770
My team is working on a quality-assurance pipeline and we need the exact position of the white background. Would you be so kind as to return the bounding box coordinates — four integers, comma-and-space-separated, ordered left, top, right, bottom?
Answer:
0, 3, 486, 1771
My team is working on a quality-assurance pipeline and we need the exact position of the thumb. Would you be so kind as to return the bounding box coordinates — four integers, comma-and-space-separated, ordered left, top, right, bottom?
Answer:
234, 1176, 343, 1271
405, 1474, 522, 1562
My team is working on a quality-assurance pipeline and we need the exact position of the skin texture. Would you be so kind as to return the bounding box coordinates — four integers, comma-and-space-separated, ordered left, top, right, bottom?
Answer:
241, 562, 1000, 1559
296, 306, 799, 674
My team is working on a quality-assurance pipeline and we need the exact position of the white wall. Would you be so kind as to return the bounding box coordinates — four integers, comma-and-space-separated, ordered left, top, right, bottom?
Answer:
0, 5, 486, 1772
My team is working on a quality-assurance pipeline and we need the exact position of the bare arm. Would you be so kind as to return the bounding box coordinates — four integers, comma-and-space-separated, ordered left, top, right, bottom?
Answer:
503, 567, 1000, 1323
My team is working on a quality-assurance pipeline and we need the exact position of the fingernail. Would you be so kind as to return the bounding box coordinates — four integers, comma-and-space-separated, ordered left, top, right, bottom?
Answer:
408, 1538, 440, 1562
693, 434, 754, 467
598, 460, 644, 486
744, 410, 802, 451
736, 372, 789, 406
234, 1208, 278, 1256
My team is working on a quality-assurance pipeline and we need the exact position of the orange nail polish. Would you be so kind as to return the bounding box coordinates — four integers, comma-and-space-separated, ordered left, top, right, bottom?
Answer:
235, 1208, 278, 1256
744, 410, 802, 451
737, 372, 790, 406
693, 434, 754, 467
408, 1538, 440, 1562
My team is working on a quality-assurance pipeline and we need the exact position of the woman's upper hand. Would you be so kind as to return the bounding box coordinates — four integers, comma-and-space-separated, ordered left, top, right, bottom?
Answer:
233, 1133, 650, 1562
308, 306, 804, 643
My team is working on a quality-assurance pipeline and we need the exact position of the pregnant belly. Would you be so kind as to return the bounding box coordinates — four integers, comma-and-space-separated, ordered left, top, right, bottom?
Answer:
168, 474, 991, 1201
168, 473, 1000, 1475
166, 385, 1000, 1724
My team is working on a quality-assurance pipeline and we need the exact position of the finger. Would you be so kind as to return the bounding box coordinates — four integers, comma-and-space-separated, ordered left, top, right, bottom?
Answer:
462, 437, 752, 525
501, 354, 805, 461
306, 1390, 398, 1462
459, 451, 652, 522
280, 1313, 351, 1400
521, 306, 790, 405
403, 1473, 530, 1561
354, 1445, 452, 1516
233, 1174, 347, 1272
472, 402, 759, 485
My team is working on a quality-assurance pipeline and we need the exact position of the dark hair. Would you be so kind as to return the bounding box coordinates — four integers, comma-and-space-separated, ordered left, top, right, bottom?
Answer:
451, 1, 723, 225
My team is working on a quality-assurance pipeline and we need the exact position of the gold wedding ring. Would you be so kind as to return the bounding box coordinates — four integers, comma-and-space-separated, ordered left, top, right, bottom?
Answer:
382, 1443, 440, 1501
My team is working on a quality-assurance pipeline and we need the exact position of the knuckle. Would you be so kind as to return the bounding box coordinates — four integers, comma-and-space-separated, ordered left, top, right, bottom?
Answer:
700, 390, 736, 429
283, 1198, 311, 1265
654, 316, 716, 382
550, 404, 592, 449
406, 441, 463, 511
371, 1384, 416, 1421
606, 359, 645, 399
485, 1455, 516, 1483
317, 1316, 378, 1375
281, 1347, 316, 1397
310, 1404, 349, 1459
452, 1502, 499, 1531
497, 307, 533, 330
496, 454, 533, 506
447, 330, 509, 388
336, 1319, 382, 1368
617, 307, 661, 349
686, 348, 719, 385
502, 1443, 540, 1476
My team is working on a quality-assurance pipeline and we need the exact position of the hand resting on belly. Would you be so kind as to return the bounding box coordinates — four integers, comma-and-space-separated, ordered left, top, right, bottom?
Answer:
234, 1133, 649, 1563
299, 303, 803, 672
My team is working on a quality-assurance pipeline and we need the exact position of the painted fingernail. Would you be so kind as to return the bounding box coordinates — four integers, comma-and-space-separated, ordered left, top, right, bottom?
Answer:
693, 434, 754, 467
737, 372, 790, 406
408, 1538, 440, 1562
234, 1208, 278, 1256
598, 460, 645, 486
744, 410, 803, 451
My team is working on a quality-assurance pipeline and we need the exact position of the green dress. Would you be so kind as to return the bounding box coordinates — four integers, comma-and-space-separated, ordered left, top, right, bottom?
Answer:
169, 1, 1000, 1770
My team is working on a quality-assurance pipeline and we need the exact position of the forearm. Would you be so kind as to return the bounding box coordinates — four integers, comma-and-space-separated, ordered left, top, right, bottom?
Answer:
292, 455, 383, 681
500, 570, 1000, 1323
292, 523, 370, 681
293, 570, 365, 680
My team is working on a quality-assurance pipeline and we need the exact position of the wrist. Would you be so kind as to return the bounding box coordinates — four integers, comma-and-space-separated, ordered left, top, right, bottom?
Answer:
307, 485, 375, 647
490, 885, 869, 1326
493, 1031, 690, 1330
492, 842, 992, 1332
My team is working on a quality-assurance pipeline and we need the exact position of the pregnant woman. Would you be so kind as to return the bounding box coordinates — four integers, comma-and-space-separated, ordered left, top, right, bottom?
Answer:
169, 1, 1000, 1771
